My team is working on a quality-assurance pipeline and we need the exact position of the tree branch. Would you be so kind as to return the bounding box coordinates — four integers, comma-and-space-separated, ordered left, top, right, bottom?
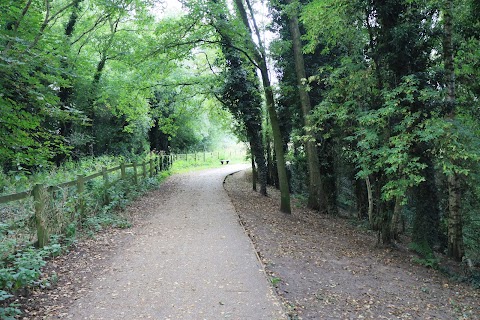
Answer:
3, 0, 33, 53
71, 14, 110, 46
195, 51, 219, 76
28, 0, 79, 51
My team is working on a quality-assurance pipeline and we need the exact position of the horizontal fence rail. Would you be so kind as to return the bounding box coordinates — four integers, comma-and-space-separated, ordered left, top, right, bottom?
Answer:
0, 154, 174, 248
0, 150, 245, 248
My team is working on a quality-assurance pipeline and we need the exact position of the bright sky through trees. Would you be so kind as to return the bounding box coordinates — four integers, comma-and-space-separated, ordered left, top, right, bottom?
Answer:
151, 0, 184, 18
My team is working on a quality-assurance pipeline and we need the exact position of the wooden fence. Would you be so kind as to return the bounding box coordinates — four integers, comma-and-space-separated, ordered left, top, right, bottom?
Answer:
0, 154, 174, 248
172, 150, 240, 162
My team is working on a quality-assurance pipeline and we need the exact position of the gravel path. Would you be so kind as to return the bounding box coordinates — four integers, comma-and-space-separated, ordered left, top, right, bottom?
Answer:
64, 165, 285, 319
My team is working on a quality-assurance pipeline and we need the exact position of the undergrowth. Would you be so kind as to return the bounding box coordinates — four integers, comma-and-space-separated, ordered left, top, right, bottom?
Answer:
0, 150, 242, 317
0, 237, 62, 319
0, 156, 170, 318
409, 242, 440, 269
0, 155, 134, 196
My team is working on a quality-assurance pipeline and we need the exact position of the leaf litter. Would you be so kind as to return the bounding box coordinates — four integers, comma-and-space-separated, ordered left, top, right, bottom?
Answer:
224, 170, 479, 320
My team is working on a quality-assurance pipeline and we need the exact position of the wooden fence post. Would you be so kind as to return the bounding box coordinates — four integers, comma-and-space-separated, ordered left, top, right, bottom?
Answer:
102, 167, 110, 204
76, 175, 85, 219
33, 184, 48, 248
133, 162, 138, 184
102, 167, 109, 185
150, 158, 154, 177
203, 152, 206, 162
142, 161, 147, 179
120, 163, 126, 179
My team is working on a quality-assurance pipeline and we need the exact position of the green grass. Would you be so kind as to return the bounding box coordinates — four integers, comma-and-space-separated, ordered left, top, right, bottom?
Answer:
171, 151, 248, 174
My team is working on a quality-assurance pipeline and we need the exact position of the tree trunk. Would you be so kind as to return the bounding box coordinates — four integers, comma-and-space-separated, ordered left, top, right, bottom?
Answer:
58, 0, 84, 154
209, 3, 268, 197
447, 174, 463, 260
65, 0, 83, 36
287, 6, 328, 213
443, 0, 464, 261
261, 67, 291, 212
366, 176, 374, 226
355, 178, 368, 219
412, 155, 440, 250
4, 0, 34, 53
265, 129, 275, 186
250, 145, 257, 191
321, 139, 338, 215
248, 130, 268, 195
447, 174, 465, 261
391, 196, 402, 240
235, 0, 291, 213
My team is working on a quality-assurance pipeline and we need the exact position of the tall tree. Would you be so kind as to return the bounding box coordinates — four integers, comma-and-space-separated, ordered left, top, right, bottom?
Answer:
443, 0, 464, 261
233, 0, 291, 213
285, 0, 328, 212
219, 43, 269, 195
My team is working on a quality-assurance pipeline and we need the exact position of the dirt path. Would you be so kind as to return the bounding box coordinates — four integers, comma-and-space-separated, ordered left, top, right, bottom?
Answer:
33, 165, 285, 319
224, 170, 480, 320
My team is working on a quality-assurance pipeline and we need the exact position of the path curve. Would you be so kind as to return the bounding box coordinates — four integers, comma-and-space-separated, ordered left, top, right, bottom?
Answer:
65, 165, 285, 319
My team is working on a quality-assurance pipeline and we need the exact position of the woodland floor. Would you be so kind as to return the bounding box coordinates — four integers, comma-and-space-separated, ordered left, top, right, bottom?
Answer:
10, 167, 480, 319
224, 170, 480, 320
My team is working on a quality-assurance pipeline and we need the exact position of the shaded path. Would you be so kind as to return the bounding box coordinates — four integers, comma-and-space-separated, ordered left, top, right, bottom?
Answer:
65, 165, 285, 319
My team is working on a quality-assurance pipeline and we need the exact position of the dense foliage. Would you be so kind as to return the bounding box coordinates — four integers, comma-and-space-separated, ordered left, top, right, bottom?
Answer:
292, 0, 479, 261
267, 0, 480, 265
0, 0, 233, 174
2, 0, 480, 303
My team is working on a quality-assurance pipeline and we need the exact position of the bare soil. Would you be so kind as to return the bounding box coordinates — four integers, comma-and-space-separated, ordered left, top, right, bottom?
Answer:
224, 170, 480, 320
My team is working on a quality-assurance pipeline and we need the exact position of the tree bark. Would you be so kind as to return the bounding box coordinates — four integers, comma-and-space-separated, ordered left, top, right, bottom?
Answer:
209, 3, 268, 196
3, 0, 33, 53
287, 4, 328, 213
248, 130, 267, 195
58, 0, 84, 145
261, 65, 291, 212
412, 155, 440, 249
65, 0, 83, 36
366, 176, 374, 227
250, 144, 257, 191
391, 196, 402, 240
265, 128, 275, 186
447, 174, 463, 260
443, 0, 464, 261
